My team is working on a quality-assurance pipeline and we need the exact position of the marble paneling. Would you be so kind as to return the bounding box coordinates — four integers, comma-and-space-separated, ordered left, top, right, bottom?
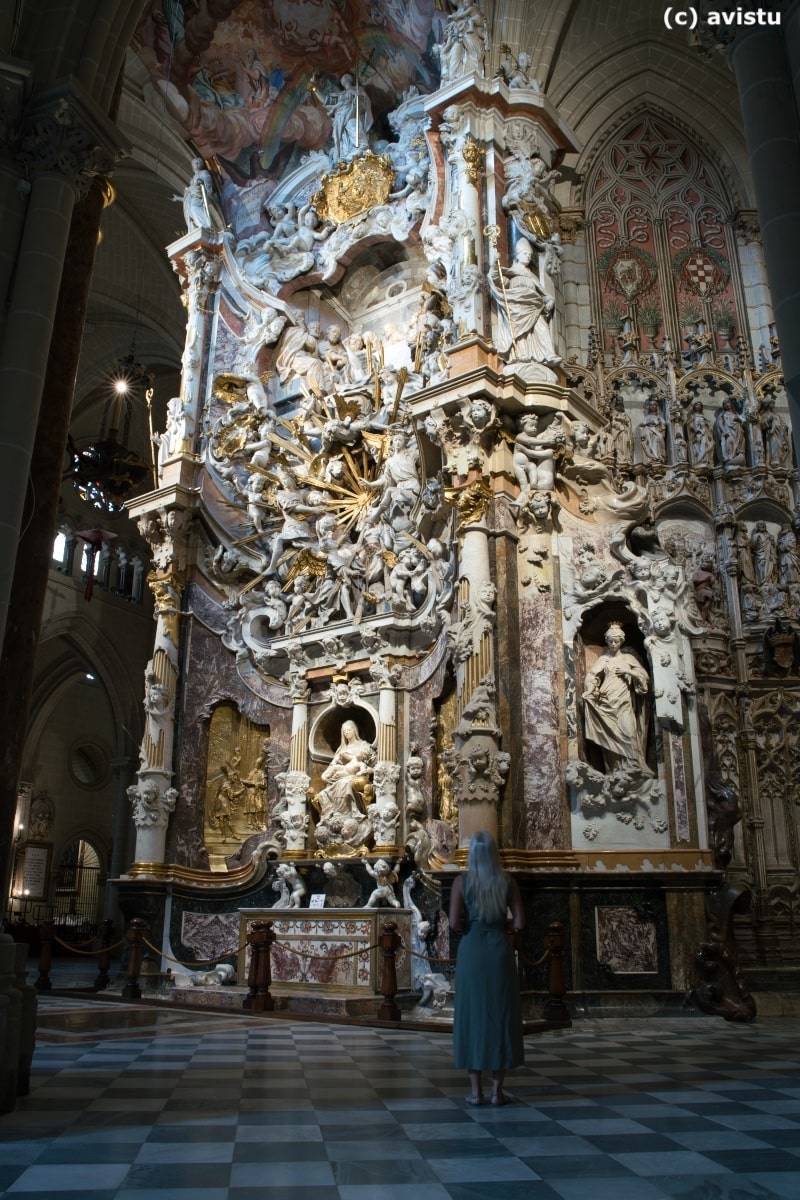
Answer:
595, 905, 659, 974
180, 911, 239, 961
238, 909, 412, 992
519, 592, 564, 848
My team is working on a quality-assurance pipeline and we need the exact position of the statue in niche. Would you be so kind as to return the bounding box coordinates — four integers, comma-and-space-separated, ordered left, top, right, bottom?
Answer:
582, 622, 650, 773
777, 526, 800, 588
687, 400, 713, 467
313, 720, 376, 851
502, 144, 558, 223
637, 396, 666, 465
434, 0, 488, 82
736, 524, 757, 587
692, 553, 718, 621
601, 395, 633, 466
760, 394, 792, 467
750, 521, 777, 586
362, 858, 402, 908
714, 396, 746, 466
321, 74, 373, 161
488, 237, 560, 369
28, 791, 54, 841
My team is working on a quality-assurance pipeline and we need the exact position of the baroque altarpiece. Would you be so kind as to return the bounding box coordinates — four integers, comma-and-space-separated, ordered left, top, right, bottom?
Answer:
119, 1, 800, 1010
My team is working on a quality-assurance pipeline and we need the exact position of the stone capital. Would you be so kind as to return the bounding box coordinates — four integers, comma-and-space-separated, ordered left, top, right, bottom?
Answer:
16, 79, 128, 193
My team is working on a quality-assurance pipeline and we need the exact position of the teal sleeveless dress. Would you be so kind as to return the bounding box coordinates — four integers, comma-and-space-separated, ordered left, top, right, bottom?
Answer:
453, 877, 524, 1070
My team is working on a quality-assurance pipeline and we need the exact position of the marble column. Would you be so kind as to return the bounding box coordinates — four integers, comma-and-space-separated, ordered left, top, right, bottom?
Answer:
729, 28, 800, 458
452, 508, 508, 848
280, 674, 311, 854
370, 659, 401, 851
127, 563, 184, 867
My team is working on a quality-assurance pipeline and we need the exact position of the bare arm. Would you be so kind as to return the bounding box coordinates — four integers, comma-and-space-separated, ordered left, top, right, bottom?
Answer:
449, 874, 466, 933
509, 876, 525, 933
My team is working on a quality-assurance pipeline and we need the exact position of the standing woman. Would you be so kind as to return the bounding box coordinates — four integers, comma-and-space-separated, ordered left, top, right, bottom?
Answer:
450, 830, 525, 1105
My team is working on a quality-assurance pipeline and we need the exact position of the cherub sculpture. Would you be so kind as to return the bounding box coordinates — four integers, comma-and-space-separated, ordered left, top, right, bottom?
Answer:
362, 857, 402, 908
271, 862, 306, 909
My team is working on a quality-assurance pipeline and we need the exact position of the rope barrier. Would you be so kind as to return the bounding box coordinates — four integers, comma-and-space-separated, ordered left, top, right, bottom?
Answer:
140, 936, 251, 970
52, 934, 125, 956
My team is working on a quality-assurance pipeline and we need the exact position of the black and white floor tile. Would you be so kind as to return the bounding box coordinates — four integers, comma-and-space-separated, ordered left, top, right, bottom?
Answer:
0, 996, 798, 1199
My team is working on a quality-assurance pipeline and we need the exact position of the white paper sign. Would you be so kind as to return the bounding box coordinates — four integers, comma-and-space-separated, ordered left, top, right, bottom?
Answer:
22, 845, 50, 900
308, 894, 327, 909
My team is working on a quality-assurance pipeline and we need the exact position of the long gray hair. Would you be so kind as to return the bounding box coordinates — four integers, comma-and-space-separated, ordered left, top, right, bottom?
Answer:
464, 831, 508, 923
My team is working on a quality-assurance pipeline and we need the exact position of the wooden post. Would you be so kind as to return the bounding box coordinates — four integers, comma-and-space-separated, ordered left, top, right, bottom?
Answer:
121, 918, 148, 1000
543, 920, 570, 1025
378, 920, 402, 1022
35, 921, 54, 992
243, 921, 275, 1013
93, 919, 114, 992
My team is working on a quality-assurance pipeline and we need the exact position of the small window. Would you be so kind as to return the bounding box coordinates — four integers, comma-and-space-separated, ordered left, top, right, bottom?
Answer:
52, 532, 67, 564
79, 546, 102, 576
68, 742, 110, 790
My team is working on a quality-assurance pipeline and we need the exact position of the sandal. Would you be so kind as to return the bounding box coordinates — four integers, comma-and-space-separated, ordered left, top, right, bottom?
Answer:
465, 1094, 484, 1106
491, 1091, 513, 1106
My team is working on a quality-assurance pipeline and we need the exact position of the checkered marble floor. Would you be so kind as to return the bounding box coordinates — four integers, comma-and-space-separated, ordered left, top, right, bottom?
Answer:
1, 997, 799, 1199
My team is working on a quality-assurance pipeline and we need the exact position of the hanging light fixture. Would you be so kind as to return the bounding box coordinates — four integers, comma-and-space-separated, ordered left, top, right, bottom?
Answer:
67, 352, 153, 514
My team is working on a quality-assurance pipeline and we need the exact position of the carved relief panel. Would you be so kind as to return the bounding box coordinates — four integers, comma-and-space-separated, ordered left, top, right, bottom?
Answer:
203, 704, 270, 870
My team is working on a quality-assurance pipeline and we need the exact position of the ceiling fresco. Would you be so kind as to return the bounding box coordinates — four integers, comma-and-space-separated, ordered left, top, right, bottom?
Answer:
138, 0, 447, 186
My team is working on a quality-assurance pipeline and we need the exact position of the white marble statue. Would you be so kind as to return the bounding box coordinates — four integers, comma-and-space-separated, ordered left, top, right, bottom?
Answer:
322, 74, 373, 161
155, 396, 192, 472
314, 720, 375, 850
502, 145, 558, 220
513, 413, 565, 500
360, 430, 421, 533
488, 237, 560, 372
189, 963, 235, 987
266, 465, 319, 575
271, 862, 306, 909
582, 622, 650, 773
362, 857, 402, 908
176, 157, 216, 230
434, 1, 488, 82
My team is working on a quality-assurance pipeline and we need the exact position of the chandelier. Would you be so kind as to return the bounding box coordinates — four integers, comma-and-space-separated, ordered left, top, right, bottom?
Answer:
67, 353, 154, 514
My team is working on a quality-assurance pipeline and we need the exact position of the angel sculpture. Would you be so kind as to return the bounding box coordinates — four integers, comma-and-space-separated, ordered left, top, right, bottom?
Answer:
362, 858, 402, 908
